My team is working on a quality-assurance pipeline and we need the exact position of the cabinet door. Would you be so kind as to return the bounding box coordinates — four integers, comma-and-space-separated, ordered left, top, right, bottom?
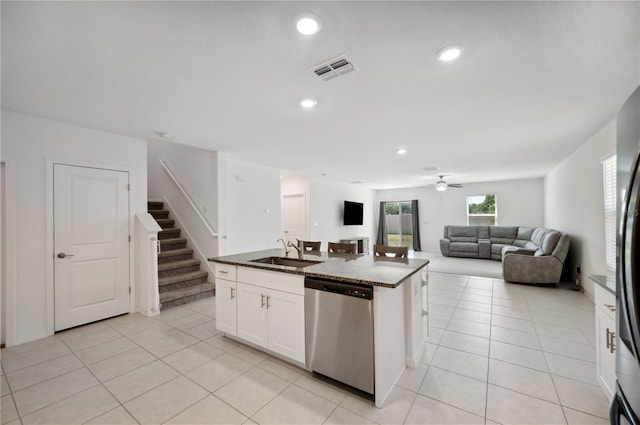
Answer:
596, 306, 616, 398
237, 283, 268, 348
266, 289, 305, 363
215, 279, 237, 336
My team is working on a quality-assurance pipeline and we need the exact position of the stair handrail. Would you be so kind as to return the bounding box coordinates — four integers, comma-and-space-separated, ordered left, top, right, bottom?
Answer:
159, 159, 218, 238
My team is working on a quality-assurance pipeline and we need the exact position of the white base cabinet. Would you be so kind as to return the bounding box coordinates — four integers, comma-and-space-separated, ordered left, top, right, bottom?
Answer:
594, 283, 616, 398
214, 264, 238, 336
216, 265, 305, 364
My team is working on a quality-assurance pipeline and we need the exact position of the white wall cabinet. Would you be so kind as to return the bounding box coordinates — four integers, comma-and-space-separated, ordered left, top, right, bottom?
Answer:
594, 283, 616, 398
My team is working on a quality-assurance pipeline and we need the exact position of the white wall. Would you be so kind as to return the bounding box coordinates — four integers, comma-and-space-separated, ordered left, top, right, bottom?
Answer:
376, 179, 545, 252
545, 120, 616, 300
308, 179, 376, 248
147, 139, 220, 270
225, 158, 282, 255
1, 110, 147, 345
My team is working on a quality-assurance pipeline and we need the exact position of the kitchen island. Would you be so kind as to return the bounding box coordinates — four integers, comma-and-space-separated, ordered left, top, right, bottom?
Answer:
208, 248, 428, 407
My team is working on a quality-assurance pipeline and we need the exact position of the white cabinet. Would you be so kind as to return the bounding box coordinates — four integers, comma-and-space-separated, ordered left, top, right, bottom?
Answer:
215, 266, 305, 364
265, 289, 305, 362
594, 283, 616, 398
236, 279, 305, 364
237, 283, 268, 347
215, 278, 237, 336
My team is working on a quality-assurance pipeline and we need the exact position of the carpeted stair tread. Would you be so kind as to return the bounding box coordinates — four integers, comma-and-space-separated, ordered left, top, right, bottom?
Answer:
160, 282, 215, 304
158, 259, 200, 272
159, 270, 208, 286
147, 201, 164, 210
158, 247, 193, 257
158, 228, 181, 240
159, 237, 188, 249
156, 219, 175, 228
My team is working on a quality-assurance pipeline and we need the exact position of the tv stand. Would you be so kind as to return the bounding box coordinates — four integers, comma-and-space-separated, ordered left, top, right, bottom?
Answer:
339, 237, 370, 254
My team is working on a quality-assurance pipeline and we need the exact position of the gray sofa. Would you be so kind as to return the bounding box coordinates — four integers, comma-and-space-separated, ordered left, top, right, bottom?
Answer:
439, 225, 570, 284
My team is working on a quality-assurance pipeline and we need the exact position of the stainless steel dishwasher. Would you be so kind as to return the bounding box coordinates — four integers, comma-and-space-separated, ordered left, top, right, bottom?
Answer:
304, 277, 374, 394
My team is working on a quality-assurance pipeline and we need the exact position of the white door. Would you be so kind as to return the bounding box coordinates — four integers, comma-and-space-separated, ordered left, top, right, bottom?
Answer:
54, 164, 130, 331
282, 194, 306, 242
266, 289, 305, 363
237, 283, 268, 348
215, 279, 237, 335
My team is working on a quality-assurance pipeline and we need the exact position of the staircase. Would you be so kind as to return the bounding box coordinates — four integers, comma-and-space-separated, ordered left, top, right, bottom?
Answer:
148, 201, 215, 310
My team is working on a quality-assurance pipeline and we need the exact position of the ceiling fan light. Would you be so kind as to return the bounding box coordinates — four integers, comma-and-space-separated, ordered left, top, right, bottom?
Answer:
435, 181, 448, 192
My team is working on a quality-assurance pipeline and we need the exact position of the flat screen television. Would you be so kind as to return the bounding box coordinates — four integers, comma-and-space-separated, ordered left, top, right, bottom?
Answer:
343, 201, 364, 225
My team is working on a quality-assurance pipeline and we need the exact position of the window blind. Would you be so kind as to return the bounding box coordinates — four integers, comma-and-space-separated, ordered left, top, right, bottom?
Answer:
602, 154, 617, 277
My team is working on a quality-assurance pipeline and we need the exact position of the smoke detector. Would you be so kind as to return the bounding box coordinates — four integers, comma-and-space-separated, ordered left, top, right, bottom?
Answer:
311, 55, 356, 81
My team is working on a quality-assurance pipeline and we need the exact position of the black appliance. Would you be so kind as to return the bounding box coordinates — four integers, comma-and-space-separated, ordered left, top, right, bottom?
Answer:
611, 85, 640, 425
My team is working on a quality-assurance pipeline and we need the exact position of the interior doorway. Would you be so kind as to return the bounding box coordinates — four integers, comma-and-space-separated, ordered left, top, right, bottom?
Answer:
281, 193, 307, 243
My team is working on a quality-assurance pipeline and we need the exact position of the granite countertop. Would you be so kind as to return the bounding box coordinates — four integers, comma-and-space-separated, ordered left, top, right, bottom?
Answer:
589, 274, 616, 295
208, 248, 429, 288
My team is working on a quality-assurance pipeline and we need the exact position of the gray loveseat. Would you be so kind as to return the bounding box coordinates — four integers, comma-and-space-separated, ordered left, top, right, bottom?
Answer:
439, 225, 570, 284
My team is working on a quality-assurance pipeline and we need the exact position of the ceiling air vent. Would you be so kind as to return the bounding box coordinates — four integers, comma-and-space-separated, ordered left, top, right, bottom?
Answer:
311, 55, 356, 81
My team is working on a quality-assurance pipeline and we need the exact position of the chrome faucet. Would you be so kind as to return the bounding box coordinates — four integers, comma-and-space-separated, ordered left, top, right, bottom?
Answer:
277, 238, 290, 257
287, 240, 303, 259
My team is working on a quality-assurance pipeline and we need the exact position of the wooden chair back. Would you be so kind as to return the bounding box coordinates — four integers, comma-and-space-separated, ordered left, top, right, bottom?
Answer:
373, 244, 408, 258
328, 242, 356, 254
299, 240, 321, 253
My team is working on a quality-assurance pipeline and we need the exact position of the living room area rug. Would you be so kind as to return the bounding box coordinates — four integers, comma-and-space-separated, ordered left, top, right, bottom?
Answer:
409, 251, 503, 279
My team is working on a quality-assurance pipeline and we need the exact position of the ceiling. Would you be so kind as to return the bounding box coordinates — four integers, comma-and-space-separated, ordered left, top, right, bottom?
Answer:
2, 1, 639, 189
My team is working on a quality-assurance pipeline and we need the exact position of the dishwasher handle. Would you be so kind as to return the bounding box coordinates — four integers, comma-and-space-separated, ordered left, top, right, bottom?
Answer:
304, 277, 373, 300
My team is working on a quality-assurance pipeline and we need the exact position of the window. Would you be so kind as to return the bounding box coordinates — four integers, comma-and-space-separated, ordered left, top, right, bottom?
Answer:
383, 201, 414, 247
602, 154, 617, 278
467, 195, 497, 225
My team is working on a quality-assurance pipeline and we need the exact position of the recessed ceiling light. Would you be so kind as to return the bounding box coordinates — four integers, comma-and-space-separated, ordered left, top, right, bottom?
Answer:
397, 148, 408, 155
300, 98, 317, 109
296, 14, 322, 35
436, 45, 464, 62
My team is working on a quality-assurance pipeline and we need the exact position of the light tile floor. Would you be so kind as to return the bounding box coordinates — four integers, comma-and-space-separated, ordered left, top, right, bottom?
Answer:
0, 272, 610, 424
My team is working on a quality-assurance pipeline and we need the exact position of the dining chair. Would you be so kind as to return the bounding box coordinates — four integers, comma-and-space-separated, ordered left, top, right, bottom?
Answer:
298, 240, 321, 253
373, 244, 408, 258
328, 242, 356, 254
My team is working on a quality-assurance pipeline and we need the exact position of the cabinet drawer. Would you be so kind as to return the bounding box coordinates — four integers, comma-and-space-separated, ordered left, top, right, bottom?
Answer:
237, 267, 304, 295
594, 284, 616, 320
215, 263, 237, 281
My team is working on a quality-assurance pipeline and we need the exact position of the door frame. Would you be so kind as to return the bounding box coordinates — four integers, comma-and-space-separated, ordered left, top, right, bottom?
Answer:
45, 158, 135, 336
1, 158, 17, 346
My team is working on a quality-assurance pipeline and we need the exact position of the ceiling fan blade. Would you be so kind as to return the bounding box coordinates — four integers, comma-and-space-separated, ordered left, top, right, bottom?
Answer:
448, 184, 463, 188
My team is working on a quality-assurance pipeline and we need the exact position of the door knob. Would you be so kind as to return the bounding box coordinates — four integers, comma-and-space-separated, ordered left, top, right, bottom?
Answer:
57, 252, 74, 258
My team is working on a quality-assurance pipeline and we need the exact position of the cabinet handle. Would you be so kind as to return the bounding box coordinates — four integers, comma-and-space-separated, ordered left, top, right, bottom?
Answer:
604, 303, 616, 312
219, 270, 228, 274
266, 296, 271, 309
230, 287, 235, 300
261, 294, 265, 308
610, 331, 616, 354
606, 328, 611, 349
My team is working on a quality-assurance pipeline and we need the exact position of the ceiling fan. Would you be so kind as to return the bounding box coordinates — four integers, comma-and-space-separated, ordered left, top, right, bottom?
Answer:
434, 175, 463, 192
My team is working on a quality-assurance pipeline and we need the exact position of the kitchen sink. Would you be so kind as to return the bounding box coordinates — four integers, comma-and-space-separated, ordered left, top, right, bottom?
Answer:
251, 256, 323, 268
